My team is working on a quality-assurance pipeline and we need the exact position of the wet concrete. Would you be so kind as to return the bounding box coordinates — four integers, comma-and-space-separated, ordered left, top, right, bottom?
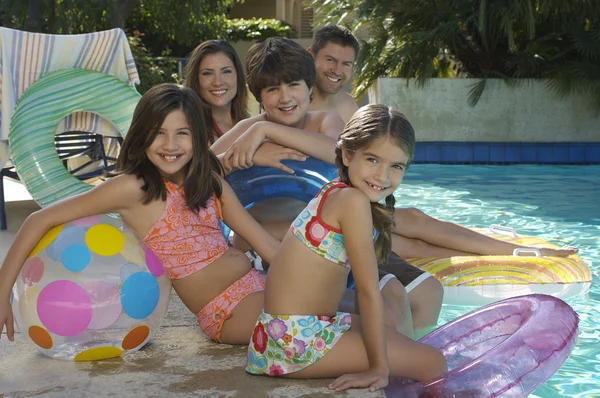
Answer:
0, 198, 383, 397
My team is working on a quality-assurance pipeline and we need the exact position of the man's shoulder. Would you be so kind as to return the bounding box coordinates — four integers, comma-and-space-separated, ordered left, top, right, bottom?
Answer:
338, 91, 359, 108
335, 92, 359, 124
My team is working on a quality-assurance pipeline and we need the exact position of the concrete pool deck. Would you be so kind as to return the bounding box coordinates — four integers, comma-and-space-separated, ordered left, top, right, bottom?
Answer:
0, 180, 383, 397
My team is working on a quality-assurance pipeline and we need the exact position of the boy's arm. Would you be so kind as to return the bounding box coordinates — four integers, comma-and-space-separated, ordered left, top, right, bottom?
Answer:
223, 112, 344, 169
210, 116, 263, 155
258, 121, 337, 163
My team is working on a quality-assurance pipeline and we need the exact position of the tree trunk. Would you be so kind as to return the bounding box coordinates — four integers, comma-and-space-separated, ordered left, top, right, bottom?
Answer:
111, 0, 139, 28
24, 0, 40, 32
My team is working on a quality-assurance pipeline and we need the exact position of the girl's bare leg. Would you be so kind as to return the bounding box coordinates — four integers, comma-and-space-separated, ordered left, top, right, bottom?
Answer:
219, 291, 265, 344
340, 280, 414, 338
286, 314, 447, 382
393, 208, 577, 257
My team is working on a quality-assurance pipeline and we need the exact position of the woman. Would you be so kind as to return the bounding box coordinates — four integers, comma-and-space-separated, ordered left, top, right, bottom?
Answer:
184, 40, 250, 142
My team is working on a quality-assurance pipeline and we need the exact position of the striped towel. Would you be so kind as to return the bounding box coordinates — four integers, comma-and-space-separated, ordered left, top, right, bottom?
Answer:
0, 27, 140, 167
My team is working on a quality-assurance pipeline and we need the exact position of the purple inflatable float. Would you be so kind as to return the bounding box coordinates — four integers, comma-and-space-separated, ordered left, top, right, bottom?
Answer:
386, 294, 578, 397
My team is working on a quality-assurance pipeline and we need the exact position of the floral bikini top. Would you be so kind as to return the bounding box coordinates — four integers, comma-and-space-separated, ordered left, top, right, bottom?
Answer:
143, 180, 228, 280
291, 182, 351, 268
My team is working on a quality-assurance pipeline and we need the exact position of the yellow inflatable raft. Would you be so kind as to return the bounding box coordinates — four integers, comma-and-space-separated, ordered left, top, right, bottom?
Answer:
407, 225, 592, 306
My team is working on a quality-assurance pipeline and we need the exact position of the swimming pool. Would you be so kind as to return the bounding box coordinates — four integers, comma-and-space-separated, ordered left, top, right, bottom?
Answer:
395, 164, 599, 397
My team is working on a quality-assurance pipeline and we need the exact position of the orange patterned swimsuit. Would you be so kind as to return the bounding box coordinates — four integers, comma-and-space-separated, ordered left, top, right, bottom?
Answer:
143, 180, 265, 342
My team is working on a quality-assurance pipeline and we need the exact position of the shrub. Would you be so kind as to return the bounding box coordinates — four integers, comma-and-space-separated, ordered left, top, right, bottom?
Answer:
128, 31, 178, 94
226, 18, 295, 42
311, 0, 600, 109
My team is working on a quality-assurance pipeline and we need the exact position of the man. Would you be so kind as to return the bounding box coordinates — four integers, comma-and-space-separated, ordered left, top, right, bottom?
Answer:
307, 25, 360, 124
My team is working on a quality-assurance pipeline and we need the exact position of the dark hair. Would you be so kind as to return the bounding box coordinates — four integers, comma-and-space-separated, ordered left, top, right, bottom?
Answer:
245, 37, 316, 103
335, 104, 415, 263
115, 84, 223, 211
311, 25, 359, 58
184, 40, 249, 143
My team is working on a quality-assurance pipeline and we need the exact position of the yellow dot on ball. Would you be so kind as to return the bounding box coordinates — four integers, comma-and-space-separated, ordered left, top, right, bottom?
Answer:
85, 224, 125, 256
29, 224, 64, 257
74, 346, 123, 361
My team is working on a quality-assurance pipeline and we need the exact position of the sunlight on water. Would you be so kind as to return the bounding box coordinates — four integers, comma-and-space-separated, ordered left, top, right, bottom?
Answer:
395, 165, 600, 397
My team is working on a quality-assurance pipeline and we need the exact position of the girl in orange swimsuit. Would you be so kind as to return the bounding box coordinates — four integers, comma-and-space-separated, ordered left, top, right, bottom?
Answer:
0, 84, 279, 345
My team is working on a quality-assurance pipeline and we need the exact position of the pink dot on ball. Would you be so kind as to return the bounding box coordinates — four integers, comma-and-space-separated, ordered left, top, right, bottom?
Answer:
83, 281, 122, 330
145, 249, 164, 277
22, 257, 44, 285
71, 215, 102, 227
37, 280, 92, 336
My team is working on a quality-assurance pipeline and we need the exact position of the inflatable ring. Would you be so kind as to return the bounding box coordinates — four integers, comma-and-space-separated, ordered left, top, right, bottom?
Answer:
226, 158, 337, 207
9, 68, 141, 207
386, 294, 578, 396
407, 225, 592, 306
222, 158, 337, 237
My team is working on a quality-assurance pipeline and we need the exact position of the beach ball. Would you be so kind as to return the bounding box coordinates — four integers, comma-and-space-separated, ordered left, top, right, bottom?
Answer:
11, 214, 171, 361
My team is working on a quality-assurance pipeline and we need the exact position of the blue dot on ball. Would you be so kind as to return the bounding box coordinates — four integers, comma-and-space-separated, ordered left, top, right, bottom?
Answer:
61, 244, 91, 272
121, 272, 159, 319
46, 226, 87, 262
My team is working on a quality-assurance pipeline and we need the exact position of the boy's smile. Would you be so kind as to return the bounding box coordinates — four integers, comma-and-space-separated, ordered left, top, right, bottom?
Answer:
260, 80, 311, 128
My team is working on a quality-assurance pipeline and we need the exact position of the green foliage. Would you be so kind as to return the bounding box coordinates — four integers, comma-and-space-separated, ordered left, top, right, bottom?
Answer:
310, 0, 600, 109
126, 0, 233, 56
127, 31, 178, 94
225, 18, 295, 42
0, 0, 237, 92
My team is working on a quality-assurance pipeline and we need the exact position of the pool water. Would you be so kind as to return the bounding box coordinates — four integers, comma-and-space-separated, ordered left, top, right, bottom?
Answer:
395, 165, 599, 397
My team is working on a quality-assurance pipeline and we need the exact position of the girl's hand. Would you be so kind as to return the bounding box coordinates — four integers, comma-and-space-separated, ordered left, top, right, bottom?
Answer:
252, 142, 307, 174
0, 299, 15, 341
222, 125, 266, 172
328, 369, 389, 392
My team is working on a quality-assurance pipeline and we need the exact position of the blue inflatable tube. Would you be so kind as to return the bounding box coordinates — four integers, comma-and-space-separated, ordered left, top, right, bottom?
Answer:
223, 158, 337, 238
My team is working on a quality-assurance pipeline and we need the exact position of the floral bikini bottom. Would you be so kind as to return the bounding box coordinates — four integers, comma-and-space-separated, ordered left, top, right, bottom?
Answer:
246, 311, 352, 376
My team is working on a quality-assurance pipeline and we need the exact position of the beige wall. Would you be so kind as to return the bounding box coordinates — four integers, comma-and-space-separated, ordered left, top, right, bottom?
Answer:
371, 78, 600, 142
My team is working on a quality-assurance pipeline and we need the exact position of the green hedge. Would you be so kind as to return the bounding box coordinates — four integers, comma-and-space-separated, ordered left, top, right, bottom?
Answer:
226, 18, 295, 42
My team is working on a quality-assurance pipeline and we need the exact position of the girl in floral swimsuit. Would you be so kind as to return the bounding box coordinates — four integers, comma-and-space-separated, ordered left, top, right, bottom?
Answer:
245, 105, 447, 392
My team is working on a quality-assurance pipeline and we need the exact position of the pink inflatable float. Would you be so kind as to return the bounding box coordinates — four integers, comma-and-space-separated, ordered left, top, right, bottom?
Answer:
386, 294, 578, 397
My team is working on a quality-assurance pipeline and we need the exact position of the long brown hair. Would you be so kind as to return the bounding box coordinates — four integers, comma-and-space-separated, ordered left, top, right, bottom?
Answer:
335, 104, 416, 263
184, 40, 249, 143
115, 84, 223, 210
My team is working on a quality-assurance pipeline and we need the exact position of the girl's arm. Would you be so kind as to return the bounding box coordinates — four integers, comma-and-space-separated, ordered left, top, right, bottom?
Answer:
332, 188, 389, 390
0, 175, 142, 340
222, 112, 345, 170
217, 175, 279, 263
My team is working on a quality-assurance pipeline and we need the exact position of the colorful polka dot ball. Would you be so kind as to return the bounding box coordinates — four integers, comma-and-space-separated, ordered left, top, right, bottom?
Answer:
11, 214, 171, 361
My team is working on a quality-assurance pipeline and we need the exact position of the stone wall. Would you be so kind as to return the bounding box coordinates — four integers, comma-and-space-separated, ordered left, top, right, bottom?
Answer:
370, 78, 600, 142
